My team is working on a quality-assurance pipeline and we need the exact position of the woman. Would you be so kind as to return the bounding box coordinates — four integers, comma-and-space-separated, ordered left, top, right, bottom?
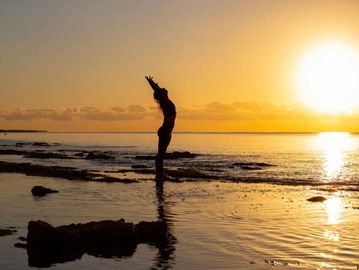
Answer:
145, 76, 176, 181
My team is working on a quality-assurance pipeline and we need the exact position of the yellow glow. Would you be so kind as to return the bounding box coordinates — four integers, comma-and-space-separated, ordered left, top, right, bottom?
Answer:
296, 41, 359, 113
324, 229, 339, 242
326, 197, 342, 225
317, 132, 350, 180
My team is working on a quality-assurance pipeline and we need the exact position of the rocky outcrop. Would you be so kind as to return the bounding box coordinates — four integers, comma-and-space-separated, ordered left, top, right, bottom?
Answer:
22, 219, 167, 267
31, 186, 59, 197
0, 161, 136, 183
0, 227, 17, 237
307, 196, 326, 202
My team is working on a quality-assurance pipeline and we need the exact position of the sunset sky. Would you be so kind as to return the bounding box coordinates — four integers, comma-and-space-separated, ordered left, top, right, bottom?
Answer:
1, 0, 359, 132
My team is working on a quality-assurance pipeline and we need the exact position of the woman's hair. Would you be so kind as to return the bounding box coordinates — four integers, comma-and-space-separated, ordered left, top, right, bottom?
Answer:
154, 89, 168, 104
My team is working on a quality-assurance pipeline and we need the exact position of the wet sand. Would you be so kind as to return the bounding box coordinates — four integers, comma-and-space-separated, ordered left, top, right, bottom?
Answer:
1, 173, 359, 269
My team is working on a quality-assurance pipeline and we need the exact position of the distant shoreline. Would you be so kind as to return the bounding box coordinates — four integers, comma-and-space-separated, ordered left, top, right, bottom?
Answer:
0, 130, 47, 133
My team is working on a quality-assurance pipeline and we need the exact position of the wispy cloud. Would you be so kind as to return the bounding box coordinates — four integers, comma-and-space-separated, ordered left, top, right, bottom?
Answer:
0, 102, 357, 122
0, 105, 149, 121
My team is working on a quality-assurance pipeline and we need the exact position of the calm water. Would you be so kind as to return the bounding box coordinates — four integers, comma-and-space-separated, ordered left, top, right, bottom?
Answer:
1, 132, 359, 185
1, 132, 359, 269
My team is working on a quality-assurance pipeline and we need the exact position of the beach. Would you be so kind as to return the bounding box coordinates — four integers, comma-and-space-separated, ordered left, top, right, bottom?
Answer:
1, 132, 359, 269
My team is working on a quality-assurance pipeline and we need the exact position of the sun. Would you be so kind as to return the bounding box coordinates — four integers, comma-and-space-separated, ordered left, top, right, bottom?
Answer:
295, 41, 359, 113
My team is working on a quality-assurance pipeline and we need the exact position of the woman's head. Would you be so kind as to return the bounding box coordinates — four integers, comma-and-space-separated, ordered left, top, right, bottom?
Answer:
153, 88, 168, 103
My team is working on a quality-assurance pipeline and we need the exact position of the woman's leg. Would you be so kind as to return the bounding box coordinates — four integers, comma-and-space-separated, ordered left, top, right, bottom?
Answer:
156, 130, 172, 177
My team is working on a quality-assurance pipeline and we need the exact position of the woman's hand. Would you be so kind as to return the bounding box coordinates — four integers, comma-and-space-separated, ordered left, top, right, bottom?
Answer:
145, 76, 160, 91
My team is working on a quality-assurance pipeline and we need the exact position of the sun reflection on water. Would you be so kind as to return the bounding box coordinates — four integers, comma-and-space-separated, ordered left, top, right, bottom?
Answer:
317, 132, 351, 180
326, 197, 342, 225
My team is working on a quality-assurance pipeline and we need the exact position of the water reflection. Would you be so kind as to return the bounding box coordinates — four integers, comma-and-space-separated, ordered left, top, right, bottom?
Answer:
152, 181, 176, 269
326, 197, 342, 225
317, 132, 351, 180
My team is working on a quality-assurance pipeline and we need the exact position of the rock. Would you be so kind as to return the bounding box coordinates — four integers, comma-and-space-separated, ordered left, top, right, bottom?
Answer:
307, 196, 326, 202
0, 227, 17, 237
85, 152, 115, 160
24, 219, 167, 267
74, 152, 86, 157
233, 162, 273, 167
239, 165, 263, 170
14, 243, 27, 248
31, 186, 59, 197
232, 162, 274, 171
135, 221, 168, 243
0, 149, 27, 155
135, 151, 197, 160
17, 236, 27, 241
15, 142, 32, 147
0, 161, 137, 183
32, 142, 51, 147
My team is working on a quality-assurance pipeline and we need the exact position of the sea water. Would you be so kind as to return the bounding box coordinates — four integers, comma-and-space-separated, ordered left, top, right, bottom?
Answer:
1, 132, 359, 269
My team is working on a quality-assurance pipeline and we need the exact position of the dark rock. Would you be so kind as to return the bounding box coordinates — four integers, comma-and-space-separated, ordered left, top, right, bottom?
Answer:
32, 142, 51, 147
31, 186, 59, 197
232, 162, 274, 171
307, 196, 326, 202
15, 142, 32, 147
85, 152, 115, 160
0, 228, 17, 237
17, 236, 27, 241
232, 162, 274, 167
239, 165, 263, 170
0, 161, 137, 183
0, 149, 27, 155
135, 151, 197, 160
25, 219, 167, 267
14, 243, 27, 248
135, 221, 168, 243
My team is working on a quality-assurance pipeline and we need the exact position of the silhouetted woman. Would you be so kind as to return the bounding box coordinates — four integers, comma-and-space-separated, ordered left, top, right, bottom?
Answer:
145, 76, 176, 181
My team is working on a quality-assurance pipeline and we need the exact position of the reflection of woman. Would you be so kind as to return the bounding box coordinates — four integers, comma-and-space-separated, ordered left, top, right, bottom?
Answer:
145, 76, 176, 181
153, 181, 176, 269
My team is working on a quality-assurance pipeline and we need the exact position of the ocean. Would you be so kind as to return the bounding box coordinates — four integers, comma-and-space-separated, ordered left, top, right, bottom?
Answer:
0, 132, 359, 269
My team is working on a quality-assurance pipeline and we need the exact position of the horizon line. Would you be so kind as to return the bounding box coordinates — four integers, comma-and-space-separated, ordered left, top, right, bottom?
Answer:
4, 131, 359, 134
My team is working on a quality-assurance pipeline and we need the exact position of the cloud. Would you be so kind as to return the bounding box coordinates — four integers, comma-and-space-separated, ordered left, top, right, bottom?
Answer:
0, 105, 149, 121
1, 102, 357, 122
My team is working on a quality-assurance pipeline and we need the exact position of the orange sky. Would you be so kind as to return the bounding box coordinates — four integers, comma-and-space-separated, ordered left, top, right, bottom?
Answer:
1, 1, 359, 132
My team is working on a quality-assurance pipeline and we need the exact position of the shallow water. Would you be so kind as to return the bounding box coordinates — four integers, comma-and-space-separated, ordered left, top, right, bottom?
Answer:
1, 174, 359, 269
1, 132, 359, 269
1, 132, 359, 185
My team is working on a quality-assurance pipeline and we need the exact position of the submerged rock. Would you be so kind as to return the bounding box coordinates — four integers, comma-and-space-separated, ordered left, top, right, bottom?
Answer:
31, 186, 59, 197
135, 151, 196, 160
32, 142, 51, 147
232, 162, 274, 171
0, 149, 27, 155
85, 152, 115, 160
23, 219, 167, 267
307, 196, 326, 202
0, 227, 17, 237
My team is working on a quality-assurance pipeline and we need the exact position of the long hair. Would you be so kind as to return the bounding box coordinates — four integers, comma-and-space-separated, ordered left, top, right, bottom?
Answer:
153, 90, 166, 113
